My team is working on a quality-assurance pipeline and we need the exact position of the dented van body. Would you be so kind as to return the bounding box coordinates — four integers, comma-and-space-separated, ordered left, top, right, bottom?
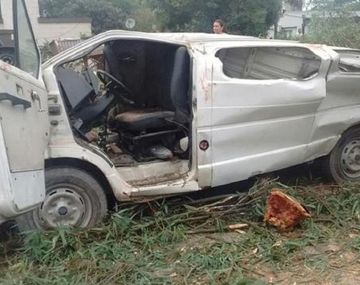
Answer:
2, 8, 360, 229
43, 32, 360, 195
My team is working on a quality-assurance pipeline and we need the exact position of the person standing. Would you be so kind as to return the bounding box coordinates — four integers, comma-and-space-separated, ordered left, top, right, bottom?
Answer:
213, 19, 226, 34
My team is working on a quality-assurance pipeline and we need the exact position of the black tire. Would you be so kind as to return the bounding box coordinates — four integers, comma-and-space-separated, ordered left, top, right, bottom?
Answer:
16, 167, 107, 231
323, 127, 360, 183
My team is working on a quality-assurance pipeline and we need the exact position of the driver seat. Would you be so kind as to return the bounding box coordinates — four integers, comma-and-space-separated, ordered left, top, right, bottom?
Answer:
114, 109, 175, 131
112, 46, 189, 132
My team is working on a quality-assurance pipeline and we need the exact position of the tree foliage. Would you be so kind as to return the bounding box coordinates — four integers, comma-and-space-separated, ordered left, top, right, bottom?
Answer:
149, 0, 282, 36
305, 16, 360, 48
303, 0, 360, 48
112, 0, 160, 32
308, 0, 360, 10
40, 0, 161, 33
40, 0, 283, 36
286, 0, 304, 10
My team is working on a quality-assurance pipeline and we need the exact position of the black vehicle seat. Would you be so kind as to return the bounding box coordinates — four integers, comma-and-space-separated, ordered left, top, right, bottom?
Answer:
56, 67, 114, 126
112, 46, 190, 132
103, 43, 124, 83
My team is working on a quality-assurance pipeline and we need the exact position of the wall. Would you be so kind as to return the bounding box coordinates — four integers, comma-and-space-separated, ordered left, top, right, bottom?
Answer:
0, 0, 91, 45
34, 20, 91, 45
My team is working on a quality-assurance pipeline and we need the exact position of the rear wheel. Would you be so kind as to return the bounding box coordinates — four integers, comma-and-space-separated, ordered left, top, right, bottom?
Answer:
16, 167, 107, 231
323, 127, 360, 183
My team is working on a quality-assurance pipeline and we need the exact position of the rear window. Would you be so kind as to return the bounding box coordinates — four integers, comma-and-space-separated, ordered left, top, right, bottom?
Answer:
216, 46, 321, 80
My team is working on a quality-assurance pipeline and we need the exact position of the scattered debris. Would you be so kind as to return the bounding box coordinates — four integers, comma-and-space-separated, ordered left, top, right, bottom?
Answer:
108, 143, 123, 154
264, 188, 311, 231
84, 130, 98, 142
186, 223, 248, 235
228, 223, 248, 230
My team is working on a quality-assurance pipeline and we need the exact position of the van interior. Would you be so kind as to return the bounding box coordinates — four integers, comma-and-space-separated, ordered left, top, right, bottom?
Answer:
54, 40, 192, 186
216, 46, 321, 80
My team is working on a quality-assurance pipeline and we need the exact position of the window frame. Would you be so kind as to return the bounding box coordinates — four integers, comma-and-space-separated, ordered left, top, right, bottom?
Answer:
334, 49, 360, 74
0, 1, 3, 23
215, 45, 322, 82
13, 0, 41, 78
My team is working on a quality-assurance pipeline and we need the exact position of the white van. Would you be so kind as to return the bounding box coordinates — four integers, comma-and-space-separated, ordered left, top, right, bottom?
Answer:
2, 0, 360, 230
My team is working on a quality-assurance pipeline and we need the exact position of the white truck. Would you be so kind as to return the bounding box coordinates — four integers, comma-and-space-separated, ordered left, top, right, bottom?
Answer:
2, 0, 360, 230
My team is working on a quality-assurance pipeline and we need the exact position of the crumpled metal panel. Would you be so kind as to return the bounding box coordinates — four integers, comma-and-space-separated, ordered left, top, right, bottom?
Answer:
208, 45, 331, 187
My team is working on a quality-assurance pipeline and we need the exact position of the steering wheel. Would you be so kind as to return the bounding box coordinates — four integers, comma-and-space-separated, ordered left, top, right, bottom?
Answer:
96, 69, 134, 105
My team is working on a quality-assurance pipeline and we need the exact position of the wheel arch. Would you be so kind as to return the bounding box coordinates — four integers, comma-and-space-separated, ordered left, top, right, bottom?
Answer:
329, 123, 360, 153
322, 123, 360, 183
45, 157, 116, 207
340, 123, 360, 137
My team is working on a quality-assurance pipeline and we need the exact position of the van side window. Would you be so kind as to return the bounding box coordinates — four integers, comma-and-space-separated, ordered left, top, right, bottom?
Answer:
216, 47, 321, 80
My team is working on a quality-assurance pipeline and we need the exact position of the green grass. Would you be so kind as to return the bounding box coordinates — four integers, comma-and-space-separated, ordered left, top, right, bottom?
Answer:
1, 179, 360, 284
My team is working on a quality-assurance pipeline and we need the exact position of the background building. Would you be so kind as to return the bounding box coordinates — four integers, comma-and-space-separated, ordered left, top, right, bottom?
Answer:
268, 1, 304, 39
0, 0, 91, 46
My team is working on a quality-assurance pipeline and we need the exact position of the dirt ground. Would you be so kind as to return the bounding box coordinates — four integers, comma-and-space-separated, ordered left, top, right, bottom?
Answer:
0, 165, 359, 284
183, 232, 360, 285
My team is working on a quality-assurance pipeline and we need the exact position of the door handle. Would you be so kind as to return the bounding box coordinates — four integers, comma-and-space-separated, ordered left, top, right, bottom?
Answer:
0, 92, 31, 109
31, 90, 44, 112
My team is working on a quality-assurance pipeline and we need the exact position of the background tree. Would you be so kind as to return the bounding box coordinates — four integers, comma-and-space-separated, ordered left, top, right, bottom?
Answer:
286, 0, 304, 10
307, 0, 360, 10
149, 0, 282, 36
111, 0, 160, 32
303, 0, 360, 48
40, 0, 162, 33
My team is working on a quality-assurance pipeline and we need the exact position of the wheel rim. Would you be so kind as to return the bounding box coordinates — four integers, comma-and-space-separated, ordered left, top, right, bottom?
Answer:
33, 185, 93, 229
340, 139, 360, 178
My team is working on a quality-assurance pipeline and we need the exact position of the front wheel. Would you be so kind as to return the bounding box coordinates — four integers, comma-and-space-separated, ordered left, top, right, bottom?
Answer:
16, 167, 108, 231
323, 127, 360, 183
